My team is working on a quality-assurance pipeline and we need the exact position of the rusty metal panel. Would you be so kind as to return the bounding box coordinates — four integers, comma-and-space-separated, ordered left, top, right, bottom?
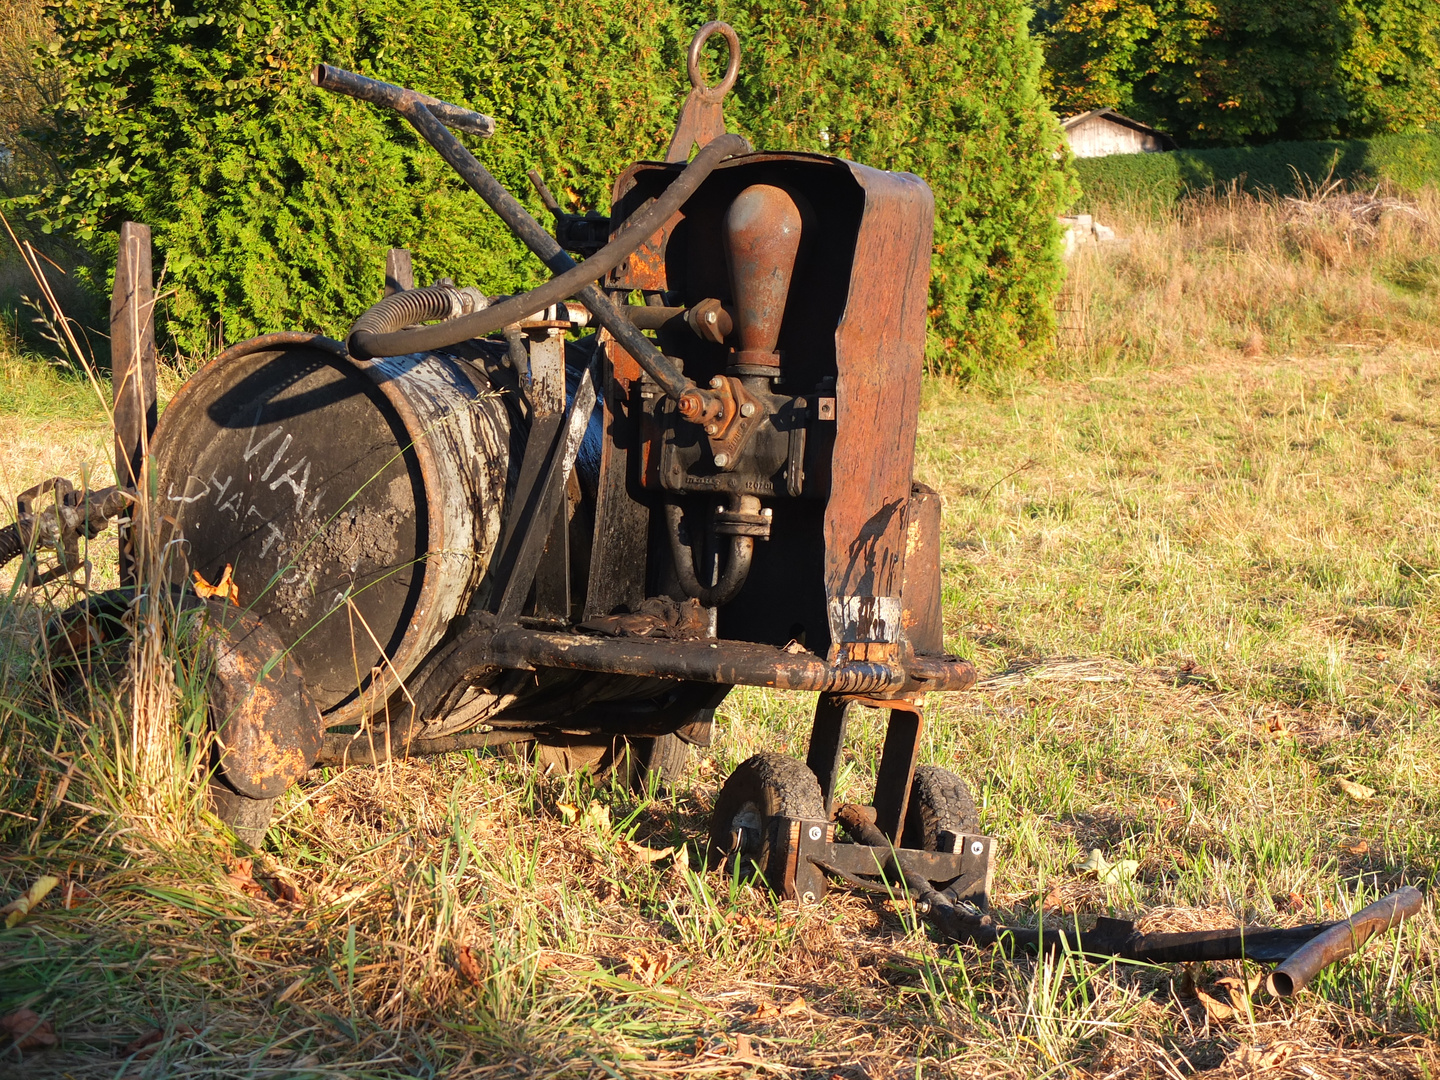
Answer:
824, 165, 934, 663
901, 482, 944, 655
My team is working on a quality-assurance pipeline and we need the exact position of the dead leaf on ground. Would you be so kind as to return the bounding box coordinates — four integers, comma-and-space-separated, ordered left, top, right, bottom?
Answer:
1229, 1042, 1295, 1070
753, 996, 808, 1021
123, 1025, 198, 1059
193, 564, 239, 604
1214, 970, 1264, 1011
624, 947, 670, 985
1284, 891, 1307, 913
558, 800, 611, 832
733, 1033, 761, 1064
224, 858, 265, 899
1, 1008, 57, 1051
623, 839, 681, 864
725, 912, 777, 933
1335, 777, 1376, 802
1041, 887, 1068, 914
263, 875, 304, 906
1, 875, 59, 928
1195, 987, 1234, 1024
454, 944, 485, 986
1346, 839, 1370, 856
1075, 848, 1139, 886
579, 801, 611, 831
1177, 964, 1197, 998
1264, 713, 1291, 738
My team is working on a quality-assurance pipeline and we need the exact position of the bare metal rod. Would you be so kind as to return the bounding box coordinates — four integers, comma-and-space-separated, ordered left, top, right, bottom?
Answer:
311, 64, 496, 137
316, 727, 531, 767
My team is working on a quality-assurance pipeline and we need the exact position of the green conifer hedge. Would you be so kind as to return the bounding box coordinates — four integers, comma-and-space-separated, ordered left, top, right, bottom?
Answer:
30, 0, 1070, 375
1072, 132, 1440, 214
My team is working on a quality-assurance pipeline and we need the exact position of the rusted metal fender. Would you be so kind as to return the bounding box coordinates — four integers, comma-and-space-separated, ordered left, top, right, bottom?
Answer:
202, 603, 322, 800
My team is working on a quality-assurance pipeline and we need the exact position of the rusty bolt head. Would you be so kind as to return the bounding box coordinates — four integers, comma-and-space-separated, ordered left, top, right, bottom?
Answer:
710, 375, 725, 389
704, 423, 718, 435
678, 390, 704, 420
739, 402, 756, 418
713, 452, 730, 468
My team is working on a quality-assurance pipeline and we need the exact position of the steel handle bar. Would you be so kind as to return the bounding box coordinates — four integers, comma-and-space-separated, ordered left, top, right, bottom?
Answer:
312, 64, 495, 137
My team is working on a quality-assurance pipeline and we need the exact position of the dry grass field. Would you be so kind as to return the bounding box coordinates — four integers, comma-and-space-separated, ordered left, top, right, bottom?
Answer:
1, 186, 1439, 1078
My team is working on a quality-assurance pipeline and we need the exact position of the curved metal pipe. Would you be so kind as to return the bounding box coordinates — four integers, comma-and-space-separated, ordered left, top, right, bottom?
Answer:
664, 501, 753, 607
342, 128, 749, 361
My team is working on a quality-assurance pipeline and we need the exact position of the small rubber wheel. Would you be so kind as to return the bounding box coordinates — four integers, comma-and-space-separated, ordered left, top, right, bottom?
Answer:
902, 765, 980, 851
208, 775, 277, 849
707, 753, 824, 884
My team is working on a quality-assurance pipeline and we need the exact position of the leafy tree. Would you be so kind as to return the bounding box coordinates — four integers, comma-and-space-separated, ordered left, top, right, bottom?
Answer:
28, 0, 1070, 374
1038, 0, 1440, 146
702, 0, 1073, 371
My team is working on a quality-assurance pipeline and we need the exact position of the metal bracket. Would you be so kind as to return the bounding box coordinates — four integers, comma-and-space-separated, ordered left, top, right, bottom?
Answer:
771, 814, 995, 909
665, 22, 740, 164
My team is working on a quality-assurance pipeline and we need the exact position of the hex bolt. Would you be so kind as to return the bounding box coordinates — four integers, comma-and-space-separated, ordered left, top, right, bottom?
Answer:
710, 375, 725, 389
706, 310, 718, 324
802, 890, 817, 904
714, 452, 731, 468
740, 402, 756, 418
807, 825, 823, 842
705, 423, 718, 435
970, 840, 985, 856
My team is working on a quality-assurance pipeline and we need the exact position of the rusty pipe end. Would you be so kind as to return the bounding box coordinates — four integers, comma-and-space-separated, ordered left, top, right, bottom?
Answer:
311, 64, 329, 87
678, 389, 707, 421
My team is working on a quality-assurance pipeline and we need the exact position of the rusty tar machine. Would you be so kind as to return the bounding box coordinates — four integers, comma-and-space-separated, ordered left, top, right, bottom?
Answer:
6, 25, 1419, 989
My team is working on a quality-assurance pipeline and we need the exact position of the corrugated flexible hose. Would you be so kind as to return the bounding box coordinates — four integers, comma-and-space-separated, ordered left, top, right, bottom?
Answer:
0, 523, 21, 570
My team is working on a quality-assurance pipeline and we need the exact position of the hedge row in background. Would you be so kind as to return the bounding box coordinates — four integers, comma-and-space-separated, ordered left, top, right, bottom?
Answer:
23, 0, 1071, 376
1073, 132, 1440, 213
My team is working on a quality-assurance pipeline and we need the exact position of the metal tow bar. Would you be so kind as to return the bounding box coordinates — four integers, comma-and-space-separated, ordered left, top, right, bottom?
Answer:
764, 803, 1423, 998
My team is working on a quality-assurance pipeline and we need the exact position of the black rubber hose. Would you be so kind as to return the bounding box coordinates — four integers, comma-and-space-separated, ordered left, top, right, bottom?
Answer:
346, 132, 749, 361
665, 502, 754, 607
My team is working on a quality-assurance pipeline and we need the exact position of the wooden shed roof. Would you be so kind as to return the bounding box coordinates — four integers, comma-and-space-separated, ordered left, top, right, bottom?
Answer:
1061, 108, 1176, 150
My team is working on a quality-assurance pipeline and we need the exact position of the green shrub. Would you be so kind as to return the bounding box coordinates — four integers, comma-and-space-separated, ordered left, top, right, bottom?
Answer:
1073, 133, 1440, 214
29, 0, 1070, 375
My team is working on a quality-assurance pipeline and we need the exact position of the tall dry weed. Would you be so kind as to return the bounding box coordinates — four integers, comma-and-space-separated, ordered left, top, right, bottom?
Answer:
1054, 183, 1440, 374
0, 212, 213, 857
